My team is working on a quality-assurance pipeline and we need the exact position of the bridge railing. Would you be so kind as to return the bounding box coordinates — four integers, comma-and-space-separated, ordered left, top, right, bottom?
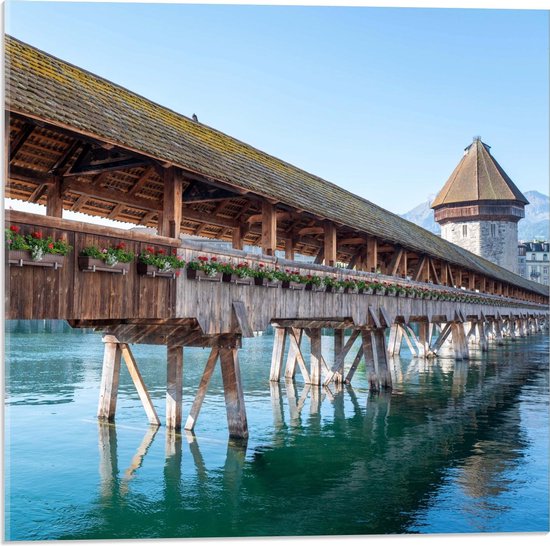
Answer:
5, 211, 547, 322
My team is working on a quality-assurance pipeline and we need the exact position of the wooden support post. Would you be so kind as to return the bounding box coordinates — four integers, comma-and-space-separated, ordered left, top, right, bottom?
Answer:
232, 225, 244, 250
387, 324, 403, 356
220, 348, 248, 439
261, 201, 277, 256
418, 322, 430, 357
159, 167, 183, 238
366, 236, 378, 272
477, 321, 488, 352
97, 336, 122, 422
324, 330, 360, 385
440, 261, 448, 285
361, 331, 379, 391
323, 220, 337, 267
285, 237, 295, 260
450, 322, 469, 360
430, 322, 453, 354
372, 329, 392, 389
345, 345, 364, 384
469, 273, 476, 291
166, 345, 183, 430
184, 348, 219, 432
333, 329, 345, 380
120, 343, 161, 426
494, 320, 504, 345
46, 175, 63, 217
309, 329, 322, 385
284, 328, 305, 379
269, 328, 288, 382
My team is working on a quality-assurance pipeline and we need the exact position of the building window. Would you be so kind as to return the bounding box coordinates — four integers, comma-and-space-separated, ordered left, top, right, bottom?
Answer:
531, 253, 537, 261
490, 224, 496, 237
544, 267, 549, 275
462, 225, 467, 237
544, 254, 548, 261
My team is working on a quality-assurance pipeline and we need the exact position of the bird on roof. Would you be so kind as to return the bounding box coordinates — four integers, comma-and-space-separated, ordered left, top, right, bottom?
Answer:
192, 113, 198, 122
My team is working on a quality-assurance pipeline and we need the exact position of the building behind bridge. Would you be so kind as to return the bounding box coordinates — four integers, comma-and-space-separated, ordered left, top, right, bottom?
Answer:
432, 138, 528, 275
518, 240, 550, 286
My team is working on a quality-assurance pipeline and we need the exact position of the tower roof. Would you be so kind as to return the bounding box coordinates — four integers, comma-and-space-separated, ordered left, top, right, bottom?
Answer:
431, 138, 529, 209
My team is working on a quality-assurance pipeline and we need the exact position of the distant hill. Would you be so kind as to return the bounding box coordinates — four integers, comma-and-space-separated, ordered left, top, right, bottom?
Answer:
401, 190, 549, 242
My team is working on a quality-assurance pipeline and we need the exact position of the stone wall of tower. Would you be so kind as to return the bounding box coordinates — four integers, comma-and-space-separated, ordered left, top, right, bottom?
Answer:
440, 220, 519, 274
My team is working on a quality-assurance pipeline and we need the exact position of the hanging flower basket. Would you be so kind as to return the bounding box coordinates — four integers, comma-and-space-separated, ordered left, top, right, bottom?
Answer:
8, 249, 65, 269
79, 256, 130, 275
223, 273, 253, 285
254, 276, 279, 288
282, 280, 305, 290
186, 268, 222, 282
6, 226, 71, 269
138, 246, 184, 280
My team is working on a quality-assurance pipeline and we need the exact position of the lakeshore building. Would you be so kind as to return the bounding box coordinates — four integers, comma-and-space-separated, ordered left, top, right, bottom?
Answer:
431, 138, 528, 275
518, 240, 550, 286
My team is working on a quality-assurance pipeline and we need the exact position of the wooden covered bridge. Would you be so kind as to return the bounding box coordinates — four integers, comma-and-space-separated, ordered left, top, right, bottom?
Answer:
5, 36, 548, 439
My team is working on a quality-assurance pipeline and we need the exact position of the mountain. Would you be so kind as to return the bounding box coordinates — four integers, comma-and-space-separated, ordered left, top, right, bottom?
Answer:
401, 190, 549, 242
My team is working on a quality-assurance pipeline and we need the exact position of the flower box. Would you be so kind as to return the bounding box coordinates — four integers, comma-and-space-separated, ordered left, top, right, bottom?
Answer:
386, 289, 397, 297
375, 288, 386, 296
8, 250, 65, 270
305, 283, 323, 292
223, 273, 253, 285
138, 262, 178, 279
186, 268, 222, 282
282, 280, 305, 290
343, 286, 357, 294
78, 256, 130, 275
254, 277, 279, 288
324, 285, 342, 293
364, 288, 374, 295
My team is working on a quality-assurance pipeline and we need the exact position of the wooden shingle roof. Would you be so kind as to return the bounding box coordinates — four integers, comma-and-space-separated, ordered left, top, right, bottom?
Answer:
4, 35, 548, 297
432, 138, 529, 208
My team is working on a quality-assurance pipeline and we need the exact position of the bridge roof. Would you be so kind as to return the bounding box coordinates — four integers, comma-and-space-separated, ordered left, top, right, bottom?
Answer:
431, 138, 528, 208
4, 36, 548, 297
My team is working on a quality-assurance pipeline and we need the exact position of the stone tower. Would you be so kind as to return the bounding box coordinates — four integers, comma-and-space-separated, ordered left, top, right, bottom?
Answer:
431, 138, 528, 274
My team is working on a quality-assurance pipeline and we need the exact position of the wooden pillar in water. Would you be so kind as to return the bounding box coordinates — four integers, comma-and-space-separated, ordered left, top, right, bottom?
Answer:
477, 321, 488, 352
451, 322, 469, 360
220, 348, 248, 439
97, 336, 122, 422
333, 329, 345, 381
372, 328, 392, 390
269, 327, 287, 382
309, 329, 322, 385
166, 345, 183, 430
387, 324, 403, 356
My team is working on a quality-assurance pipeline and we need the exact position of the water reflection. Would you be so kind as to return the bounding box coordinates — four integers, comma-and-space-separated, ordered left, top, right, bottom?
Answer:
7, 332, 548, 539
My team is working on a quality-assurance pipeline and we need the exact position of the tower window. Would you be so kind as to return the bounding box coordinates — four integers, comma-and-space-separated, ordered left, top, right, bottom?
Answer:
490, 224, 496, 237
462, 225, 468, 237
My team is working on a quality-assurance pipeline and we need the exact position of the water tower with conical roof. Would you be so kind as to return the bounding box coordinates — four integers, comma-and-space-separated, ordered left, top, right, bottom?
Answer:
431, 138, 528, 274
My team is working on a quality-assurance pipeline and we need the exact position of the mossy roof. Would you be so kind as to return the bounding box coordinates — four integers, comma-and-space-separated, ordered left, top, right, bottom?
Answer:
4, 35, 547, 296
432, 139, 529, 208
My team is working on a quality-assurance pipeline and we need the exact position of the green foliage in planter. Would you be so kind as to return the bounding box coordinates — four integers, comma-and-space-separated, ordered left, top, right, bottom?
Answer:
139, 246, 184, 270
6, 225, 72, 260
81, 242, 135, 266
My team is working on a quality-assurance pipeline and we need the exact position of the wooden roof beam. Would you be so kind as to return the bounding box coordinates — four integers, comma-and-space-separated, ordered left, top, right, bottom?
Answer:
9, 122, 35, 159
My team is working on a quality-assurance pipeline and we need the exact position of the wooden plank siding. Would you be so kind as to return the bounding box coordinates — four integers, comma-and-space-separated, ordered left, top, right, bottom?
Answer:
5, 212, 548, 330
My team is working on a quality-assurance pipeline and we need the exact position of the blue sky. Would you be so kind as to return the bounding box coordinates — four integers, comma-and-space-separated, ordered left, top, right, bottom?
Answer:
5, 1, 549, 214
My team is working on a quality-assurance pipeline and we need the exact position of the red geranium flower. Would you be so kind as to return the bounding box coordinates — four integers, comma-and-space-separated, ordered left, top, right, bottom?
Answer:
211, 256, 217, 262
116, 242, 126, 250
198, 256, 208, 261
146, 246, 155, 253
31, 231, 43, 239
258, 263, 264, 268
157, 249, 166, 255
9, 225, 20, 233
172, 249, 177, 255
48, 242, 54, 250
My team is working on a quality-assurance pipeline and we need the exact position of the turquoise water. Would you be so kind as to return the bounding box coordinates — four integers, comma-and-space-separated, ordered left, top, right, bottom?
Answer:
4, 325, 549, 540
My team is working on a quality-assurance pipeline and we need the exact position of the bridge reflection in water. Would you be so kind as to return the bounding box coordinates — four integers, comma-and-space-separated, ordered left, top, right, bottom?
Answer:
82, 340, 546, 539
